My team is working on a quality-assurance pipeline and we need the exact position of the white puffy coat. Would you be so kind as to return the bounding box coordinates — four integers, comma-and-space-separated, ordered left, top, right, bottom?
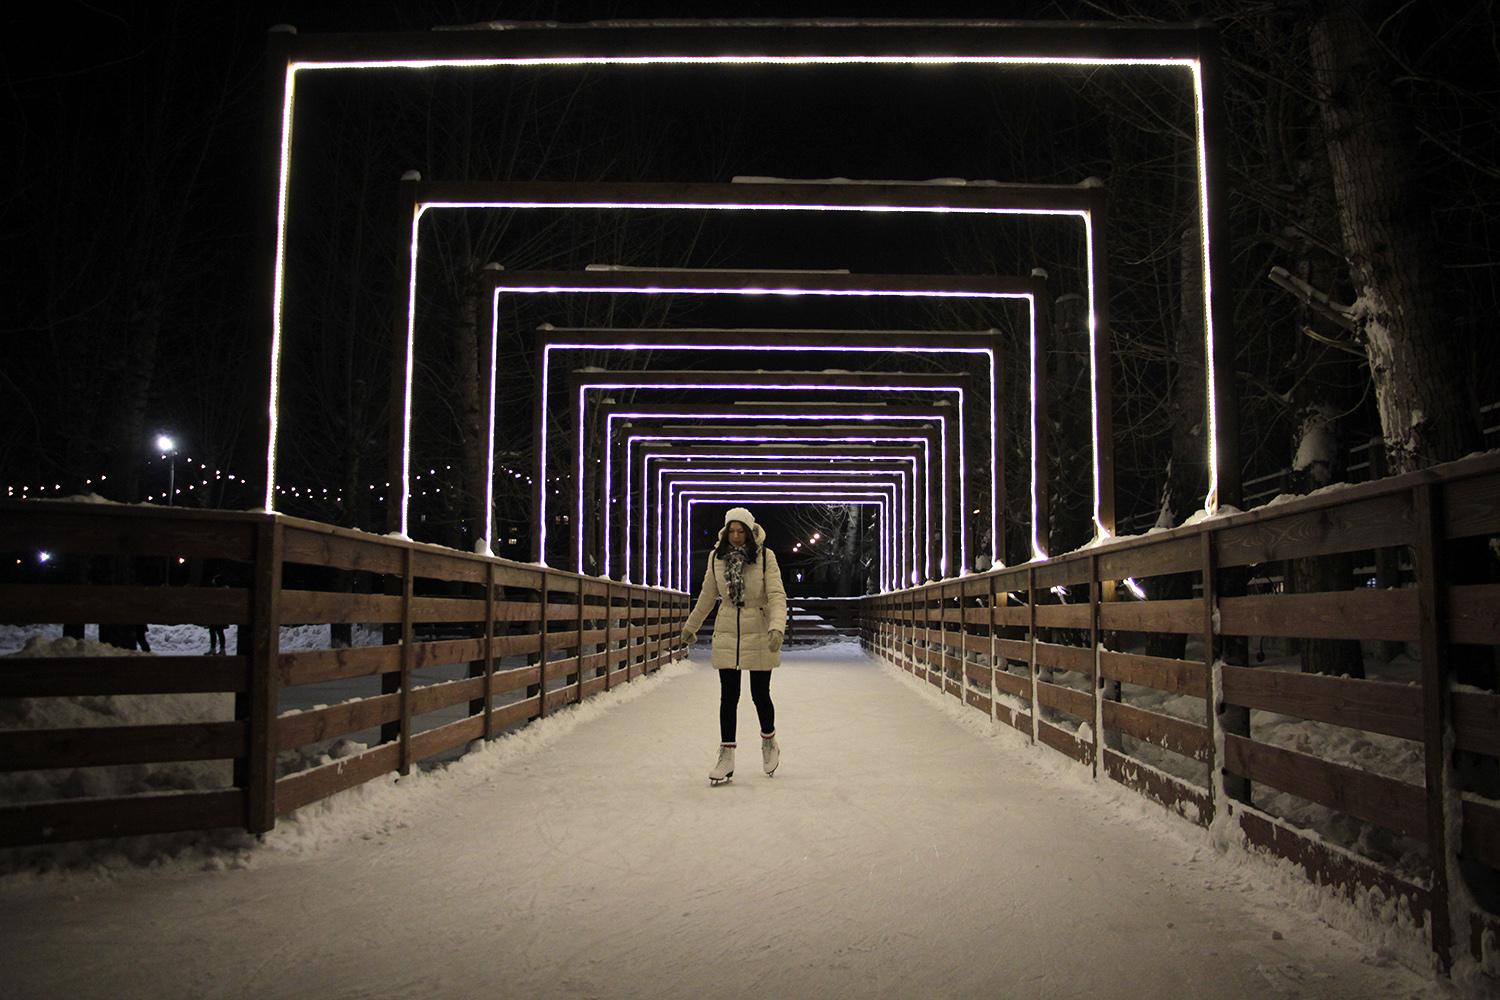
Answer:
682, 521, 788, 670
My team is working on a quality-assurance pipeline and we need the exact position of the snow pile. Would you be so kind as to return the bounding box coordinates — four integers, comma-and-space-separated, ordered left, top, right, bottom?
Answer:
0, 630, 691, 877
0, 637, 244, 875
257, 658, 694, 860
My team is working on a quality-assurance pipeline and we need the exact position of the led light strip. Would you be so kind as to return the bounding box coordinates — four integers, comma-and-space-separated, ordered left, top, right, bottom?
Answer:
644, 454, 921, 588
583, 379, 964, 579
673, 484, 898, 592
681, 491, 894, 593
666, 477, 903, 591
613, 411, 952, 576
627, 433, 933, 586
508, 283, 1019, 578
545, 338, 999, 571
269, 44, 1220, 562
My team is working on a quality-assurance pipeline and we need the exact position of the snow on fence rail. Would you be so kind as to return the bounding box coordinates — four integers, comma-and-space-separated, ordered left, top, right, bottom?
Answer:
0, 506, 687, 846
861, 449, 1500, 971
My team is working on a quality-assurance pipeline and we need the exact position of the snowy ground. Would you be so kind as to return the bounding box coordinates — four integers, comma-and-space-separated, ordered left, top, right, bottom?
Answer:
0, 641, 1462, 999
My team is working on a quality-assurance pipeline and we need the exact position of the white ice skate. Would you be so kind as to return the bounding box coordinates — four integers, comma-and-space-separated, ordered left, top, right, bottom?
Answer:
709, 745, 735, 785
761, 733, 780, 776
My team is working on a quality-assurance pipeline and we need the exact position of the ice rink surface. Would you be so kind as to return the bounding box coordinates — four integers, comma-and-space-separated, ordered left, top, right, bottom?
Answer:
0, 642, 1445, 999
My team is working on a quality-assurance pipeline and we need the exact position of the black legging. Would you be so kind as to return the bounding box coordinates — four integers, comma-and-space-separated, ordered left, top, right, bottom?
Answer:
719, 669, 774, 744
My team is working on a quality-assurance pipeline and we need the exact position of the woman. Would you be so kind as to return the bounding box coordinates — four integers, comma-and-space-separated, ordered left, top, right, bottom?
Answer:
680, 506, 788, 785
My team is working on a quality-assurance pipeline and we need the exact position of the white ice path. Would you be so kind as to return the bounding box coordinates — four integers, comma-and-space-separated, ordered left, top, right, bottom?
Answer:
0, 642, 1444, 999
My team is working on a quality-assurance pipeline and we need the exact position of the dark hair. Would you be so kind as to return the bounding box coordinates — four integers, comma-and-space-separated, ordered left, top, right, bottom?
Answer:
714, 521, 759, 562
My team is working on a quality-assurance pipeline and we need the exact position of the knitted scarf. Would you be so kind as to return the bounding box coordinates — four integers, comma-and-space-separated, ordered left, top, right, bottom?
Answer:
724, 545, 748, 606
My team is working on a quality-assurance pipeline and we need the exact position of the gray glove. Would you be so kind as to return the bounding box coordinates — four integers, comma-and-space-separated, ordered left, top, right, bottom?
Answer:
680, 628, 697, 645
769, 630, 784, 652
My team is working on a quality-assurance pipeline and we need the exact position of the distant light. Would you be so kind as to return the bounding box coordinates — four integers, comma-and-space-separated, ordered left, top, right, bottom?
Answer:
156, 434, 176, 452
1122, 577, 1147, 600
177, 557, 186, 565
37, 551, 51, 564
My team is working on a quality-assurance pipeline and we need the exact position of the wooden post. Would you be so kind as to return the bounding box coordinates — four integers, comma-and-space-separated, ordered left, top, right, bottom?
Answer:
483, 561, 495, 740
397, 544, 414, 776
1031, 273, 1052, 565
603, 582, 613, 690
922, 585, 932, 681
1414, 483, 1455, 971
1087, 183, 1116, 539
576, 576, 586, 702
531, 331, 546, 564
1028, 565, 1039, 745
389, 173, 422, 537
241, 517, 282, 835
1089, 553, 1102, 778
627, 587, 637, 679
1197, 25, 1242, 517
988, 573, 999, 724
540, 569, 552, 719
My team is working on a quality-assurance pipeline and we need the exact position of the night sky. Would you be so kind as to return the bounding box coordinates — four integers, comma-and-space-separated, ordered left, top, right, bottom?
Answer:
4, 2, 1496, 576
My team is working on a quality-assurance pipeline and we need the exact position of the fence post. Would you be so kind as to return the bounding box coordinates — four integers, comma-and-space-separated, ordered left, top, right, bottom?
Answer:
537, 571, 550, 718
603, 582, 613, 690
576, 576, 586, 703
1201, 530, 1231, 818
627, 587, 637, 679
1090, 552, 1102, 778
923, 585, 933, 681
649, 589, 660, 671
1028, 565, 1038, 745
483, 560, 495, 741
988, 574, 999, 724
397, 544, 413, 776
1414, 482, 1455, 971
241, 516, 282, 835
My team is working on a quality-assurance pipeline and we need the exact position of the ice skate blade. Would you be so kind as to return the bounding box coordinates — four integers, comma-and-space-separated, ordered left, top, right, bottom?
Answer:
708, 773, 733, 786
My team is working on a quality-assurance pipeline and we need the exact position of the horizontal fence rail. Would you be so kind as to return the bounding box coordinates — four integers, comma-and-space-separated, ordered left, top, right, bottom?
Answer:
0, 505, 688, 846
860, 451, 1500, 971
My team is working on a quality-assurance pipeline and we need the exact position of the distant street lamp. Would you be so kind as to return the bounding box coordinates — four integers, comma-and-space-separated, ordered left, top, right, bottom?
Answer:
156, 434, 177, 506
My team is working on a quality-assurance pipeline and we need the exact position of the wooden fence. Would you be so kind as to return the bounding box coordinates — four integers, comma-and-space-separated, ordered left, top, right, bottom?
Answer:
861, 451, 1500, 970
785, 596, 863, 644
0, 504, 688, 846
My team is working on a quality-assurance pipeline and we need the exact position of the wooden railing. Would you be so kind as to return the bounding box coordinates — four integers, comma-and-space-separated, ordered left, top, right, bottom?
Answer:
0, 504, 688, 846
860, 451, 1500, 970
785, 596, 863, 644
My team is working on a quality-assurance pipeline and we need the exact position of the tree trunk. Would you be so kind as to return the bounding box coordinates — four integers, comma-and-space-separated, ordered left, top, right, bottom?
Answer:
1146, 226, 1211, 660
1289, 403, 1365, 677
1308, 2, 1481, 473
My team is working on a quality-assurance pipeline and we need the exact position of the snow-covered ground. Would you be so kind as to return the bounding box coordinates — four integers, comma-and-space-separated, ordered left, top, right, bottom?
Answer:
0, 641, 1473, 998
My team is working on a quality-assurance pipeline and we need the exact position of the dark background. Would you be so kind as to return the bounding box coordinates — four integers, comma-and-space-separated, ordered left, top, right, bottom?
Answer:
3, 1, 1496, 578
